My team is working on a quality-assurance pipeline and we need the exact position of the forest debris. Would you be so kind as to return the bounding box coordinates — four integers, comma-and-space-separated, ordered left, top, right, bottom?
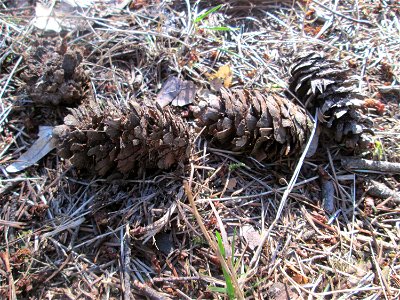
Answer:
208, 64, 233, 89
2, 0, 400, 299
20, 44, 88, 106
34, 0, 134, 33
366, 180, 400, 203
154, 232, 174, 255
305, 128, 320, 157
34, 2, 62, 32
64, 0, 94, 8
242, 224, 261, 250
341, 157, 400, 174
378, 85, 400, 93
267, 282, 294, 300
54, 100, 191, 176
364, 98, 385, 114
55, 85, 314, 175
33, 1, 91, 32
156, 76, 196, 108
0, 251, 17, 300
122, 227, 132, 300
6, 126, 56, 173
321, 179, 335, 214
285, 264, 309, 284
132, 280, 173, 300
193, 89, 313, 161
130, 202, 177, 242
17, 50, 369, 176
319, 166, 335, 214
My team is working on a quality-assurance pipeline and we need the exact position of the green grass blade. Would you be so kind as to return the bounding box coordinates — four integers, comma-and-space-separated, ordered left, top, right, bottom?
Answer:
232, 227, 236, 266
215, 231, 225, 257
194, 5, 222, 23
208, 286, 227, 293
201, 26, 238, 31
215, 231, 235, 299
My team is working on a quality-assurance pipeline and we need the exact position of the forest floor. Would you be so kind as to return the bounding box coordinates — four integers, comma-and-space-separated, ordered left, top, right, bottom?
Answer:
0, 0, 399, 299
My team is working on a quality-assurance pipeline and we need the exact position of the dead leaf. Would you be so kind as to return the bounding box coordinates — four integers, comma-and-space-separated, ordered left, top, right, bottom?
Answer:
173, 80, 196, 107
34, 1, 92, 32
6, 126, 56, 173
208, 64, 233, 89
268, 282, 295, 300
156, 76, 196, 108
226, 178, 237, 190
63, 0, 94, 8
154, 232, 174, 255
321, 178, 335, 214
305, 128, 320, 158
286, 264, 309, 284
130, 0, 149, 9
242, 224, 261, 250
34, 2, 62, 32
156, 76, 181, 108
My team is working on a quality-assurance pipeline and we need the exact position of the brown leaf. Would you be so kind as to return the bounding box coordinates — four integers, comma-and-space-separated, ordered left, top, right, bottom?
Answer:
226, 178, 237, 190
286, 264, 309, 284
268, 282, 295, 300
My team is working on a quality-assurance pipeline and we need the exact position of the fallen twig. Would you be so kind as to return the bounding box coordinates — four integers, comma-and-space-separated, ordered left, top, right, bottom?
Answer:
367, 180, 400, 203
0, 220, 26, 229
122, 225, 132, 300
44, 253, 72, 283
0, 251, 16, 300
132, 280, 172, 300
152, 276, 201, 283
341, 158, 400, 174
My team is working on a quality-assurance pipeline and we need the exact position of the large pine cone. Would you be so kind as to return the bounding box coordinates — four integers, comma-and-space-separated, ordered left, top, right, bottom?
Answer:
193, 89, 313, 161
53, 98, 191, 176
288, 52, 367, 147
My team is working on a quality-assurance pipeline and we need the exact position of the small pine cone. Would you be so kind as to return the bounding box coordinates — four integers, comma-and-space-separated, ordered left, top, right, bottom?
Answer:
193, 89, 313, 161
53, 98, 191, 176
288, 52, 367, 147
20, 40, 88, 106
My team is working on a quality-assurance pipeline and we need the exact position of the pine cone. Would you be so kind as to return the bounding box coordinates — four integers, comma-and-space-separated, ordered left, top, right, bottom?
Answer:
20, 40, 88, 106
288, 52, 367, 147
53, 98, 191, 176
53, 87, 314, 175
193, 89, 313, 161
